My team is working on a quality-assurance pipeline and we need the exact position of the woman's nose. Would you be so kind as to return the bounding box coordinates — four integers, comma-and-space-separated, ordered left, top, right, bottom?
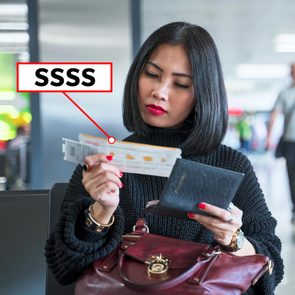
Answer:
151, 84, 169, 101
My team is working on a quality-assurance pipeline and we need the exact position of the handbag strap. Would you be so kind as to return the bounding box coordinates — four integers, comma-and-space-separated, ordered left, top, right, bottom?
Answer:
132, 218, 149, 234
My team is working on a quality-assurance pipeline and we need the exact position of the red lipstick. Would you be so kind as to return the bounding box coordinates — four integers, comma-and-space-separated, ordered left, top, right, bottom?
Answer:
146, 104, 167, 116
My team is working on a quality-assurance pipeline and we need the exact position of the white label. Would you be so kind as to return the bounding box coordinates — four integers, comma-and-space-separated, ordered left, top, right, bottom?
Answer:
17, 62, 112, 92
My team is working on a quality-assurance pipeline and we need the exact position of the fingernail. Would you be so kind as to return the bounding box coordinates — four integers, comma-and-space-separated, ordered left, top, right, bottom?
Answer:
187, 213, 195, 219
106, 155, 113, 161
119, 171, 124, 178
198, 203, 206, 210
119, 182, 124, 188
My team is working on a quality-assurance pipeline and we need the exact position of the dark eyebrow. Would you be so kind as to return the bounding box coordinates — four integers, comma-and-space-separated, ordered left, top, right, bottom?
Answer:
146, 61, 192, 79
147, 61, 163, 72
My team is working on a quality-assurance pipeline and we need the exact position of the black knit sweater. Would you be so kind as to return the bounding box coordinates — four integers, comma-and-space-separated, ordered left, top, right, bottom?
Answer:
45, 127, 284, 294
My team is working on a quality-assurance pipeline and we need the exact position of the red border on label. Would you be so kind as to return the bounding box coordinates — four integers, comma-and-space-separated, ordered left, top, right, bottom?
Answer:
16, 62, 113, 93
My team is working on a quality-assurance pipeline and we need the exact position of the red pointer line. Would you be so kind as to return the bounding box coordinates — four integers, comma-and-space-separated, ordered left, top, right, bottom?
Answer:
63, 92, 115, 144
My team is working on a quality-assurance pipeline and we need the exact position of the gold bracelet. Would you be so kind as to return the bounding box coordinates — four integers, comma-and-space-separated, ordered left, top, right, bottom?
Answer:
85, 204, 115, 232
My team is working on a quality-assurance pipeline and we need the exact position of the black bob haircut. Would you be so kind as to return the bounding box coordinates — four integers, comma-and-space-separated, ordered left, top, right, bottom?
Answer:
123, 21, 228, 155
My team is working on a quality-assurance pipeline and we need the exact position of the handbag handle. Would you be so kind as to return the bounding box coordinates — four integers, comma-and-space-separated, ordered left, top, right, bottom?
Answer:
118, 250, 216, 292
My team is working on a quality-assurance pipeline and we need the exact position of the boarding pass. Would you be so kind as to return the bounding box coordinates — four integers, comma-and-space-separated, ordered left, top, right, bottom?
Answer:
62, 134, 182, 177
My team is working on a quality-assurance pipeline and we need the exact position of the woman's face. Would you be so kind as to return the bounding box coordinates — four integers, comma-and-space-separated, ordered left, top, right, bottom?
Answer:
138, 43, 195, 129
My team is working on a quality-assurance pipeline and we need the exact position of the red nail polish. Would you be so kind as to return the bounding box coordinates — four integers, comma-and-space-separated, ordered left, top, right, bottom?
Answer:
187, 213, 195, 219
198, 203, 206, 210
119, 182, 124, 188
106, 155, 113, 161
119, 171, 123, 177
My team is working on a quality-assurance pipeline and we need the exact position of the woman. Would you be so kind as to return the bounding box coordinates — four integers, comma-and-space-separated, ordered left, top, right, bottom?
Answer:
45, 22, 284, 294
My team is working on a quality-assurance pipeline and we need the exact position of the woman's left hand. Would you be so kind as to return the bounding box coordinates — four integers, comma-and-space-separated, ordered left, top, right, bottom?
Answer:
188, 202, 243, 246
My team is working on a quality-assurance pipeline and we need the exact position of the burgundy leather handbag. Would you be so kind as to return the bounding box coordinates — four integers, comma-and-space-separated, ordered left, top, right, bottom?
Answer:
75, 219, 272, 295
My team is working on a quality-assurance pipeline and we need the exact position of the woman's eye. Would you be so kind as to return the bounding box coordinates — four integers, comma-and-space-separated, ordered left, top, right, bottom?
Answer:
144, 70, 158, 78
175, 82, 189, 89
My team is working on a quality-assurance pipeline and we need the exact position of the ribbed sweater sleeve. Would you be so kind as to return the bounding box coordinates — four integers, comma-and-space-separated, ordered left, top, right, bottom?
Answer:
237, 157, 283, 295
208, 147, 284, 295
45, 165, 125, 285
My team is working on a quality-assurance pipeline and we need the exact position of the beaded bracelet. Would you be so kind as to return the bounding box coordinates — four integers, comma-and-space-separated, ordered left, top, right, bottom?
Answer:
85, 204, 115, 232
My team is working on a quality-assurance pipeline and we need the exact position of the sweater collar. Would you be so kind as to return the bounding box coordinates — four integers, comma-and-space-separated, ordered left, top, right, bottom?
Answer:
133, 123, 192, 149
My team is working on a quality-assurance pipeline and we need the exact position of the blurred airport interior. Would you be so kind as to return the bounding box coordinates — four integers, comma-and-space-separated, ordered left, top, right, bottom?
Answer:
0, 0, 295, 294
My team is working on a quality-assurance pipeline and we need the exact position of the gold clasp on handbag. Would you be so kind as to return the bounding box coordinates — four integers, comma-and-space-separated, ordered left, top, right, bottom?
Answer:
145, 254, 169, 278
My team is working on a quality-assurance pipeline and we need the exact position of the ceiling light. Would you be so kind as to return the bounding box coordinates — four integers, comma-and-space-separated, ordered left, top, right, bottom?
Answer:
0, 32, 29, 43
0, 92, 15, 100
0, 23, 28, 31
225, 80, 256, 91
274, 34, 295, 43
0, 4, 27, 16
275, 44, 295, 53
274, 34, 295, 53
235, 64, 289, 79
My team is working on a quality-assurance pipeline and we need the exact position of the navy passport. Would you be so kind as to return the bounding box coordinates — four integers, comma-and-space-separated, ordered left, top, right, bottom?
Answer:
144, 158, 244, 219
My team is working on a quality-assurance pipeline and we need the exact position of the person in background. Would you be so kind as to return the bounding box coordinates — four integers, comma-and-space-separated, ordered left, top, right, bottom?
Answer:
236, 111, 253, 152
266, 63, 295, 223
5, 124, 31, 190
45, 22, 284, 294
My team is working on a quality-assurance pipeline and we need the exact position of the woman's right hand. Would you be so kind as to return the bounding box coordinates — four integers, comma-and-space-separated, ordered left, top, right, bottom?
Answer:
82, 154, 123, 217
